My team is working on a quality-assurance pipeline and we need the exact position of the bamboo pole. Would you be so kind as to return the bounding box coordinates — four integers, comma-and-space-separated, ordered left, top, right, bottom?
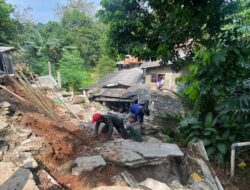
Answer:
0, 84, 28, 103
18, 72, 53, 111
12, 73, 55, 120
29, 72, 56, 119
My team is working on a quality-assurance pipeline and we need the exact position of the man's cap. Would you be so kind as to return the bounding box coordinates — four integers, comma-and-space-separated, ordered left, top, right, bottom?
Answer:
92, 113, 102, 123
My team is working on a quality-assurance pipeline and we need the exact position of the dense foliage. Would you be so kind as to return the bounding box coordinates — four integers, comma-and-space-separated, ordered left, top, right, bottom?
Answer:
99, 0, 250, 163
0, 0, 17, 44
59, 50, 93, 90
0, 0, 116, 91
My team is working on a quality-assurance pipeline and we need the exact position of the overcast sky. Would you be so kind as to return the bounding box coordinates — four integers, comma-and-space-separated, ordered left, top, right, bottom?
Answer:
6, 0, 100, 23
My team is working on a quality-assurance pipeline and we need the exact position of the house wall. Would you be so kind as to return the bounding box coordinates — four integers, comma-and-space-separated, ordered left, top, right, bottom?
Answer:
145, 65, 186, 91
0, 52, 14, 74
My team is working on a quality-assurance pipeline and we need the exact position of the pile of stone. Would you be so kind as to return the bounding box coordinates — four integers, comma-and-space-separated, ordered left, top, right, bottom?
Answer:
0, 112, 61, 189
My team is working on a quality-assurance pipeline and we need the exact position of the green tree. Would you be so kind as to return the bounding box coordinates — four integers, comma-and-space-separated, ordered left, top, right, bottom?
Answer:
59, 50, 93, 91
96, 55, 116, 77
0, 0, 16, 44
58, 2, 104, 66
98, 0, 238, 62
99, 0, 250, 163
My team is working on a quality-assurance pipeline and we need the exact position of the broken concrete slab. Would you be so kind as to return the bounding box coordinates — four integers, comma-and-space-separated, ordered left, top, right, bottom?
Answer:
140, 178, 171, 190
96, 139, 183, 168
20, 157, 38, 169
0, 162, 39, 190
72, 155, 106, 176
18, 151, 32, 159
17, 137, 44, 154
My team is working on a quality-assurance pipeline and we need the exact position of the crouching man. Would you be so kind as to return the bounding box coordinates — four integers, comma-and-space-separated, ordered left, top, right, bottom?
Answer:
92, 113, 129, 141
129, 102, 150, 129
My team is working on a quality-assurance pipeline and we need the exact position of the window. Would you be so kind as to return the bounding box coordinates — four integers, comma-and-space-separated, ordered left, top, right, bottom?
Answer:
151, 74, 157, 83
158, 74, 165, 81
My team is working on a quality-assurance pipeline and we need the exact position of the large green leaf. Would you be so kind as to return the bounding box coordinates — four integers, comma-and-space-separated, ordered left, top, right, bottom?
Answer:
204, 128, 218, 134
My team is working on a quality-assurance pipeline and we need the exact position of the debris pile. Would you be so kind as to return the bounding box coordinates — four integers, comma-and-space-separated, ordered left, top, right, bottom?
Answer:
0, 74, 224, 190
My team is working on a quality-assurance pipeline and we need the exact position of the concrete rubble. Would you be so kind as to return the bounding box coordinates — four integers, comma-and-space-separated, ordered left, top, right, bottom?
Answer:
0, 101, 62, 189
0, 162, 39, 190
0, 77, 226, 190
72, 155, 107, 176
96, 138, 184, 167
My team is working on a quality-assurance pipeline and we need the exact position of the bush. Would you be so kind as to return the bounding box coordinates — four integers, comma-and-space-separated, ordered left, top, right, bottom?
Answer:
59, 50, 94, 91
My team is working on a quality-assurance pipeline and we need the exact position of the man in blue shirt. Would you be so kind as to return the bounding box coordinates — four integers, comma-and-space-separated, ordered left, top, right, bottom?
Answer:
129, 102, 150, 128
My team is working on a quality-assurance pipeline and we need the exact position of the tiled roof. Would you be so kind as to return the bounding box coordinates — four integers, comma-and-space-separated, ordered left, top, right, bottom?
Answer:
116, 56, 142, 65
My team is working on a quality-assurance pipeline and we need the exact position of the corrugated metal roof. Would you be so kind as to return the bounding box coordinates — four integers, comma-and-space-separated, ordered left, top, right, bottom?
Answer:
87, 68, 143, 89
140, 60, 161, 69
0, 46, 15, 53
89, 88, 126, 98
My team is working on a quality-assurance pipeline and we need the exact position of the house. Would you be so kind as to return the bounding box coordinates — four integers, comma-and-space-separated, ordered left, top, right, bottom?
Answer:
84, 68, 150, 112
0, 46, 15, 74
117, 55, 143, 70
140, 60, 186, 92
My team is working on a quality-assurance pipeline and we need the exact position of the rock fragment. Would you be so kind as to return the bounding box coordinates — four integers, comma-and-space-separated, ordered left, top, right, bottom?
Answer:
72, 155, 106, 176
97, 139, 183, 167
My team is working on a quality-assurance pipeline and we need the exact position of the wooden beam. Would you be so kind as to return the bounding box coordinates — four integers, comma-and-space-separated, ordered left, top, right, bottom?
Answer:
0, 84, 28, 103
